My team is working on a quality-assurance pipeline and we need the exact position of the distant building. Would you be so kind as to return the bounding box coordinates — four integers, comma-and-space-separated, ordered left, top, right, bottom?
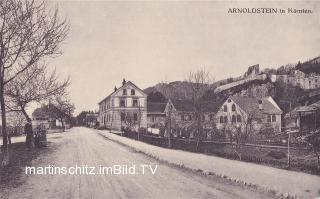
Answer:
271, 70, 320, 90
215, 96, 283, 134
284, 100, 320, 131
147, 102, 167, 128
84, 112, 99, 127
98, 79, 147, 131
163, 99, 218, 138
244, 64, 260, 78
32, 106, 66, 129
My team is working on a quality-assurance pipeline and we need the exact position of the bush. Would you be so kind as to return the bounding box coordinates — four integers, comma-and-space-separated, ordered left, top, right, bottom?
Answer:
267, 150, 286, 159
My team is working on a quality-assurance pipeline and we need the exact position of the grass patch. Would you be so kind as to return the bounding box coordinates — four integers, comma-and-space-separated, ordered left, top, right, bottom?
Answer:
0, 142, 46, 190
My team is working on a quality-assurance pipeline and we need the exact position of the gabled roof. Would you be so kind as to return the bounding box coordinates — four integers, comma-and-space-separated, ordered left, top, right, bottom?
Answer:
230, 96, 282, 118
147, 102, 167, 114
170, 99, 196, 112
168, 99, 223, 113
98, 81, 146, 104
200, 100, 225, 113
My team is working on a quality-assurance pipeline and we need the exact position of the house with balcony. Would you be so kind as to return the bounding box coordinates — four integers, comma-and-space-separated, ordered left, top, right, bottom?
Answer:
98, 79, 147, 131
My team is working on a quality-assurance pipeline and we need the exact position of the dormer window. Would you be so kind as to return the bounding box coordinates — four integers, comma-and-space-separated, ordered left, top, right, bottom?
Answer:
123, 89, 127, 95
131, 89, 135, 95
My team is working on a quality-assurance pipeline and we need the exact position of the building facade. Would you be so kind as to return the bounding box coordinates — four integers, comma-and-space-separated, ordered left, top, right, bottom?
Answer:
98, 79, 147, 131
271, 70, 320, 90
215, 96, 282, 134
147, 102, 167, 128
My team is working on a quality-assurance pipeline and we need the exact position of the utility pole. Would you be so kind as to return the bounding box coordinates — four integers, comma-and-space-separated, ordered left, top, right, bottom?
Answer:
286, 129, 298, 168
287, 132, 291, 168
167, 103, 172, 148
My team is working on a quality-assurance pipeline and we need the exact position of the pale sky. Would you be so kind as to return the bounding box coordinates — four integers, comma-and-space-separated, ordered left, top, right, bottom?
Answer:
45, 1, 320, 114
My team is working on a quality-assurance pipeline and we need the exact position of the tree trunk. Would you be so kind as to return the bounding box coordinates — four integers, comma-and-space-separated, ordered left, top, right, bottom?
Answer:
317, 153, 320, 170
195, 112, 201, 152
22, 108, 35, 148
61, 119, 65, 132
0, 80, 9, 166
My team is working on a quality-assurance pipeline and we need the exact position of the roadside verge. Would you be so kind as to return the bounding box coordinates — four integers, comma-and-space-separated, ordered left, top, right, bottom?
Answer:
97, 130, 320, 199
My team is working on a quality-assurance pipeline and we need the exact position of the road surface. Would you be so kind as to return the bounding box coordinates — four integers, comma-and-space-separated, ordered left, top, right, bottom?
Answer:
1, 127, 276, 199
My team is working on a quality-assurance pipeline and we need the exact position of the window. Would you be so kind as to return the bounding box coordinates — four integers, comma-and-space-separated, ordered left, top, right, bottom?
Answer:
272, 115, 276, 122
132, 99, 138, 107
152, 116, 155, 122
121, 113, 125, 121
133, 113, 138, 121
228, 99, 231, 103
267, 115, 271, 122
111, 99, 114, 107
123, 89, 127, 95
237, 115, 241, 123
232, 104, 236, 111
120, 99, 126, 107
181, 115, 184, 121
224, 105, 227, 112
224, 116, 228, 123
131, 89, 135, 95
231, 115, 236, 123
220, 116, 224, 123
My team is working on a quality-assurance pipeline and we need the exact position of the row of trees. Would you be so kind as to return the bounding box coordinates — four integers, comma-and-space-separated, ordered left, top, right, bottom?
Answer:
0, 0, 71, 166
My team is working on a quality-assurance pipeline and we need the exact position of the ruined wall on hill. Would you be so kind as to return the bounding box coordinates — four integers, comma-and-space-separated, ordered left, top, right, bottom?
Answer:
232, 82, 275, 98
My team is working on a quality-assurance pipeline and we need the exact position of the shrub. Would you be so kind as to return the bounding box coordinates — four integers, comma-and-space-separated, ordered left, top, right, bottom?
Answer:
267, 150, 286, 159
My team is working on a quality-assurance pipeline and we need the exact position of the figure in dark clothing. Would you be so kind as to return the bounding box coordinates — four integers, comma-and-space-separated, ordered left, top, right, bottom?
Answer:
25, 122, 34, 148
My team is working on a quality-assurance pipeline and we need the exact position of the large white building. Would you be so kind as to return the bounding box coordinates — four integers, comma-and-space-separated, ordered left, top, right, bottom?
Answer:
98, 79, 147, 131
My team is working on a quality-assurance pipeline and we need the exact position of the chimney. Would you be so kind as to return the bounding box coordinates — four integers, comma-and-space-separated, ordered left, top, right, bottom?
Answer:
122, 78, 126, 85
258, 99, 263, 110
114, 86, 117, 92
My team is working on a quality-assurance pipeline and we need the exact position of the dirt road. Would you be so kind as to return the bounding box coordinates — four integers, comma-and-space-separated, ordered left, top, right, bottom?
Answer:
1, 127, 276, 199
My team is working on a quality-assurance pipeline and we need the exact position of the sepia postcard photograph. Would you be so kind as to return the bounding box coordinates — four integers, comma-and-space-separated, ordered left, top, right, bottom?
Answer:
0, 0, 320, 199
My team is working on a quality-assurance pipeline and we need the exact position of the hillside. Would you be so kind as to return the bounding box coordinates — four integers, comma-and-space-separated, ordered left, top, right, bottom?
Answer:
144, 55, 320, 113
144, 81, 217, 101
296, 56, 320, 74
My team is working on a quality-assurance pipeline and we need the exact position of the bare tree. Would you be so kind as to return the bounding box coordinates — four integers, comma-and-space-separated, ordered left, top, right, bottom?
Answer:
185, 68, 214, 151
49, 96, 74, 131
0, 0, 69, 165
5, 64, 70, 147
301, 130, 320, 169
226, 111, 253, 160
159, 80, 174, 148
